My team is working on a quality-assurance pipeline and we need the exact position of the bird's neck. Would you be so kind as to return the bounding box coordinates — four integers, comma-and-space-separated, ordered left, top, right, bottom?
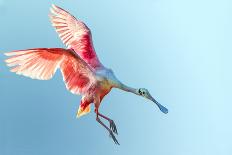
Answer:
115, 82, 139, 96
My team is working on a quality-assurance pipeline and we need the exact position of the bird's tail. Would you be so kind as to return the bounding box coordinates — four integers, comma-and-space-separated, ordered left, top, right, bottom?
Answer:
77, 104, 91, 118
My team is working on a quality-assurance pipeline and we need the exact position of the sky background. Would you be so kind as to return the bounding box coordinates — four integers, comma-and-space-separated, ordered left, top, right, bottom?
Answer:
0, 0, 231, 155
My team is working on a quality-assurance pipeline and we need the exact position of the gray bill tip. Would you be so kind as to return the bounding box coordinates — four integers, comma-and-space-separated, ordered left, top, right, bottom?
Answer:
158, 104, 168, 114
150, 97, 168, 114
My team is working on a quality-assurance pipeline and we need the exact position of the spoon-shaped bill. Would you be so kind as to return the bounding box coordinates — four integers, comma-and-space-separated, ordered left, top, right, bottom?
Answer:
150, 97, 168, 114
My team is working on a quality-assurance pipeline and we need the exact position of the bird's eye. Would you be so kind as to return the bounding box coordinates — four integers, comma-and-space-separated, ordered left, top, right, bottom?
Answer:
138, 89, 142, 95
142, 91, 145, 95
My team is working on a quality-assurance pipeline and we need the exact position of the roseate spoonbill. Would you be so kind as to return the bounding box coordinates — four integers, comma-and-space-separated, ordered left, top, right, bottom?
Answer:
4, 4, 168, 144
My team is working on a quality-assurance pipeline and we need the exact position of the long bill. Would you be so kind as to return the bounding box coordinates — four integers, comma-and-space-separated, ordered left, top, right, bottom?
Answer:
115, 82, 168, 114
148, 95, 168, 114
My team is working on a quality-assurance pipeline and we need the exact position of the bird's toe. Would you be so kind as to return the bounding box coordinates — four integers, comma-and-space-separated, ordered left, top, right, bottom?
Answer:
109, 131, 120, 145
110, 120, 118, 135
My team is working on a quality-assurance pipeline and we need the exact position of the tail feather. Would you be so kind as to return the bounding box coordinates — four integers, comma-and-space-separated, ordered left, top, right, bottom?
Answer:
77, 105, 91, 118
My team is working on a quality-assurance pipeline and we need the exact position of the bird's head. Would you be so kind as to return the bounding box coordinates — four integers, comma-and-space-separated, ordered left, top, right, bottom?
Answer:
137, 88, 168, 114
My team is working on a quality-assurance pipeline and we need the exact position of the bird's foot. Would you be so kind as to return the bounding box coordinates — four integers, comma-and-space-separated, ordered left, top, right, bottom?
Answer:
109, 131, 120, 145
110, 120, 118, 135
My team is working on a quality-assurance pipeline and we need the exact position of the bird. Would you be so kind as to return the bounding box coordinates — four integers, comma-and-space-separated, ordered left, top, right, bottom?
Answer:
4, 4, 168, 144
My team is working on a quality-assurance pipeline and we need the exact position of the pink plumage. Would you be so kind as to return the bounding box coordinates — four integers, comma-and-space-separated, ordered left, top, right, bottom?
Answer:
49, 4, 102, 69
5, 48, 95, 95
4, 4, 168, 145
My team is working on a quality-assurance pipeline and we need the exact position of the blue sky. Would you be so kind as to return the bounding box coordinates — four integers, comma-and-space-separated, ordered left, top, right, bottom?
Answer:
0, 0, 231, 155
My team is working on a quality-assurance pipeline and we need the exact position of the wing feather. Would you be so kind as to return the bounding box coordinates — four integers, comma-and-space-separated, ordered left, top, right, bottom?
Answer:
5, 48, 96, 95
49, 4, 103, 70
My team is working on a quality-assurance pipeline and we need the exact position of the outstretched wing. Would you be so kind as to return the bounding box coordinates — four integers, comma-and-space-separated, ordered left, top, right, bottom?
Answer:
5, 48, 96, 95
49, 4, 103, 70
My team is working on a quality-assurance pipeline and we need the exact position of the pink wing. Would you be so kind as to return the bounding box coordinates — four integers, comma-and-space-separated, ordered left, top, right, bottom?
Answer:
5, 48, 96, 95
49, 4, 103, 70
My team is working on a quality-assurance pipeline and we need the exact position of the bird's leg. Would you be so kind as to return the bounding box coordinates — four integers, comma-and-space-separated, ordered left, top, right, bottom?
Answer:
97, 112, 118, 135
95, 109, 119, 145
96, 117, 120, 145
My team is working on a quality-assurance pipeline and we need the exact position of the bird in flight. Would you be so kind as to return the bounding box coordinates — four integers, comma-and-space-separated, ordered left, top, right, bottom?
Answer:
4, 4, 168, 144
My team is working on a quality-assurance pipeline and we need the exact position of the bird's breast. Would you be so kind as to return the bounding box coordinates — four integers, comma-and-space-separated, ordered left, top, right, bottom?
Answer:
95, 68, 120, 91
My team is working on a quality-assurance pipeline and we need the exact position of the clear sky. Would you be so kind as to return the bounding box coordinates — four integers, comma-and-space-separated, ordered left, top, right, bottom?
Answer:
0, 0, 231, 155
